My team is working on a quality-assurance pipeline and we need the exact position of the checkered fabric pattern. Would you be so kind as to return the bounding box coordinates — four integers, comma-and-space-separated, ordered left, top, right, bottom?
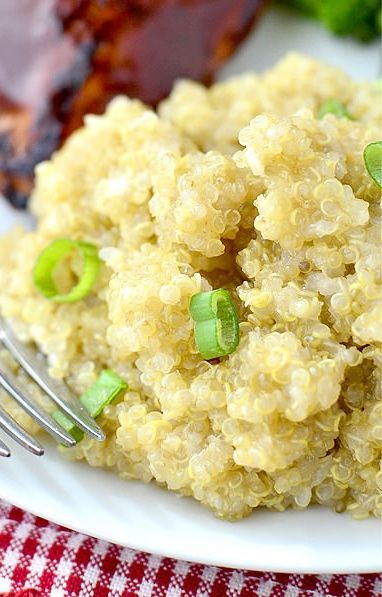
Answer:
0, 500, 381, 597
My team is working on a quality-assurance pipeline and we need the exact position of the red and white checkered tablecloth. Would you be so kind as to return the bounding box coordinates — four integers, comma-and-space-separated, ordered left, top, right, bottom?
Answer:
0, 500, 381, 597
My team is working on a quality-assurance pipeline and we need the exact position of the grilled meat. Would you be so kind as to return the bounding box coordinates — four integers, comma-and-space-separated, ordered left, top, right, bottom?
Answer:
0, 0, 263, 208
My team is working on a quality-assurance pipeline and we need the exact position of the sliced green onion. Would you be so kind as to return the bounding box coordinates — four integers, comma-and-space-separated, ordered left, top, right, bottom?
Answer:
363, 141, 382, 188
318, 99, 353, 120
190, 289, 240, 360
33, 238, 101, 303
53, 409, 85, 443
53, 369, 127, 443
80, 369, 127, 418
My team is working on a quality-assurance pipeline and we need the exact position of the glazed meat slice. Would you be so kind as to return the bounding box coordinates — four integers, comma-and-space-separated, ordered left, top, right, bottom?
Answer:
0, 0, 263, 208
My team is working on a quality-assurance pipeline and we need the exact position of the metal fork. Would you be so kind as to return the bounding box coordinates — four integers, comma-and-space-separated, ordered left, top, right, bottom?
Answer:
0, 316, 105, 457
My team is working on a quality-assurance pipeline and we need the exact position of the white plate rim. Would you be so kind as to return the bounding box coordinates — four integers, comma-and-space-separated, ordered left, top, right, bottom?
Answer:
1, 434, 381, 574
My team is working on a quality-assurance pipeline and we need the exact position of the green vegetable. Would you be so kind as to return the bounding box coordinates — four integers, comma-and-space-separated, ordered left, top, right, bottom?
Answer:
80, 370, 128, 418
33, 238, 101, 303
284, 0, 381, 41
53, 410, 85, 443
318, 99, 353, 119
53, 370, 127, 443
190, 289, 240, 360
363, 141, 382, 188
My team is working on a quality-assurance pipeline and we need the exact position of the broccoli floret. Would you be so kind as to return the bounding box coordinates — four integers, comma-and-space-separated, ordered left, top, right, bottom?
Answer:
285, 0, 381, 41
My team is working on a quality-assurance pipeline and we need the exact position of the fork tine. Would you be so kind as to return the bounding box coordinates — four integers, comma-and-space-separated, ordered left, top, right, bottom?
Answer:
0, 405, 44, 455
0, 368, 76, 448
0, 437, 11, 457
0, 317, 105, 441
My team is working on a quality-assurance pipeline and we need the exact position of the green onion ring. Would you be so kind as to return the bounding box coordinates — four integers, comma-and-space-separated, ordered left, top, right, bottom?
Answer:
363, 141, 382, 189
33, 238, 101, 303
53, 409, 85, 443
317, 99, 353, 120
53, 369, 127, 443
190, 289, 240, 360
80, 369, 128, 418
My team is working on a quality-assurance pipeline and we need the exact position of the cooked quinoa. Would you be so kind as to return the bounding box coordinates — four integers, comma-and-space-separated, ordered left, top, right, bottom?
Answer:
0, 53, 381, 520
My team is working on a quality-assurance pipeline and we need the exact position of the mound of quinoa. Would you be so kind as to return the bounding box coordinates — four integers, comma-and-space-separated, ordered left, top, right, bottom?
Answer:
0, 54, 381, 520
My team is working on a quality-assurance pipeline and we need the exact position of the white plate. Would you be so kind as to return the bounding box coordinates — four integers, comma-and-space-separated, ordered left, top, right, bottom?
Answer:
1, 440, 381, 574
0, 6, 381, 573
